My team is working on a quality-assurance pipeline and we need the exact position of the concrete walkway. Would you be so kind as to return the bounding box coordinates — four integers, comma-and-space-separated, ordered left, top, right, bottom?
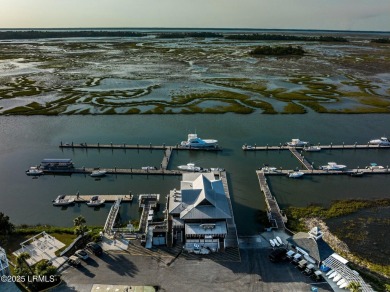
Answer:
100, 236, 129, 252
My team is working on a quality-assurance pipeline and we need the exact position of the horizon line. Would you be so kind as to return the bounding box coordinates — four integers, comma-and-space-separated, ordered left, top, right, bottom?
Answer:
0, 27, 389, 34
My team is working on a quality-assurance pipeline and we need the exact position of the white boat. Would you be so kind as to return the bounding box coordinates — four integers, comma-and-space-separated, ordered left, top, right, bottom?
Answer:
142, 166, 157, 170
366, 163, 384, 170
178, 163, 202, 172
269, 239, 276, 247
304, 146, 321, 152
368, 137, 390, 146
86, 196, 105, 207
53, 195, 75, 206
333, 274, 342, 282
210, 167, 225, 172
286, 139, 308, 147
337, 278, 346, 286
288, 171, 304, 178
320, 162, 347, 171
261, 166, 277, 172
276, 236, 283, 245
242, 145, 254, 150
90, 170, 107, 177
180, 133, 218, 148
26, 166, 44, 176
273, 239, 280, 247
339, 282, 349, 289
325, 269, 334, 276
328, 271, 338, 279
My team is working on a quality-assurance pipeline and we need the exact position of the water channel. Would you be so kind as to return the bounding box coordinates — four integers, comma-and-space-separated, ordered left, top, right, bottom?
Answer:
1, 113, 389, 235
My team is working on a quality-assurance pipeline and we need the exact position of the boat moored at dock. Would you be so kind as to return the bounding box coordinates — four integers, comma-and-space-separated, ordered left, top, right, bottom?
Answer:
180, 133, 218, 148
86, 196, 106, 207
303, 146, 321, 152
368, 137, 390, 146
26, 166, 44, 176
286, 139, 308, 147
178, 163, 203, 172
319, 162, 347, 171
90, 170, 107, 177
52, 195, 75, 206
288, 171, 304, 178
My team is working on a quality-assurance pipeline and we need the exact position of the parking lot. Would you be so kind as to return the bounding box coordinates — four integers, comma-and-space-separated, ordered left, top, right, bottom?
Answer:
57, 239, 333, 292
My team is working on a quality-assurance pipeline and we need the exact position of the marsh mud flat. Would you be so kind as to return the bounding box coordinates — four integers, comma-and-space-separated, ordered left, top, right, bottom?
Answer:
1, 31, 390, 115
326, 206, 390, 266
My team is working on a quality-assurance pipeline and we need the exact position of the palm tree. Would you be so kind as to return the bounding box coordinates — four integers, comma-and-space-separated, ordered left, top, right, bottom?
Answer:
347, 281, 362, 292
73, 215, 86, 227
15, 252, 34, 275
74, 224, 88, 237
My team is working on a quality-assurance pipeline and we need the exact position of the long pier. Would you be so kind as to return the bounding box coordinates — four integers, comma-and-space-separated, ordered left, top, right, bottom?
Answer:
260, 168, 390, 176
243, 144, 390, 151
63, 194, 133, 203
59, 142, 222, 151
42, 167, 184, 176
257, 171, 286, 230
219, 172, 239, 248
288, 147, 313, 170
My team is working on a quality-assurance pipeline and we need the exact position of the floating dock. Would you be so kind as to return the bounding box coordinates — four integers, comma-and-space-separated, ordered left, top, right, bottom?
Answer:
60, 142, 222, 151
243, 144, 390, 151
43, 167, 185, 176
261, 168, 390, 176
63, 194, 133, 203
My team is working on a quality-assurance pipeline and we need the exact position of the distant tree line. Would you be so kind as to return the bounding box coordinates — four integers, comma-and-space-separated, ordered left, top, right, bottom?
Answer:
250, 45, 305, 56
156, 32, 223, 38
225, 33, 348, 42
0, 30, 147, 40
371, 38, 390, 43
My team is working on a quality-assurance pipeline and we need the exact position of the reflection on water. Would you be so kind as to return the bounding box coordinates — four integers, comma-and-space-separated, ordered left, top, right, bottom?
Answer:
1, 113, 390, 235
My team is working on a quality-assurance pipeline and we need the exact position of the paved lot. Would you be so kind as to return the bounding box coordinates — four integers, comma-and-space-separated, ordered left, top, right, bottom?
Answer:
56, 240, 333, 292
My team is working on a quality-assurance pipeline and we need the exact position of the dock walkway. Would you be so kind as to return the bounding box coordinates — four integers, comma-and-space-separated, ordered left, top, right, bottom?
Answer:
64, 194, 133, 203
243, 144, 390, 151
60, 142, 222, 151
257, 171, 286, 230
43, 167, 184, 176
161, 147, 172, 170
104, 198, 122, 235
288, 147, 313, 170
138, 194, 160, 234
220, 172, 239, 248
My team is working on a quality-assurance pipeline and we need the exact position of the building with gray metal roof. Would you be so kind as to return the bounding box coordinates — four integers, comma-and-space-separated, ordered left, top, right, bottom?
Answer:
167, 173, 233, 251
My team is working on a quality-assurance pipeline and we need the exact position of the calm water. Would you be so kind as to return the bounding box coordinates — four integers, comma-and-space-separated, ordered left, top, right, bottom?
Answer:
1, 113, 390, 235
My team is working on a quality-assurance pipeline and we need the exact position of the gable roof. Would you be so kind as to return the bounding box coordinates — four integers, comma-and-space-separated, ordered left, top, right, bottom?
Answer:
177, 174, 232, 220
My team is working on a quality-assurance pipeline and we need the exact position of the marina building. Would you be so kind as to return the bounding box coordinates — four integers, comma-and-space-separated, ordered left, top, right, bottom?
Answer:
40, 158, 74, 169
167, 173, 233, 251
286, 227, 334, 267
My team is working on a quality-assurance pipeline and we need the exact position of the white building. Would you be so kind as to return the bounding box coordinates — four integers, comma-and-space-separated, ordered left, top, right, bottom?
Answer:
168, 173, 233, 251
0, 246, 10, 276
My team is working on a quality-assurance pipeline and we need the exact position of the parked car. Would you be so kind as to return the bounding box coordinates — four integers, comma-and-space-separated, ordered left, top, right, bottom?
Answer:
75, 249, 89, 260
68, 255, 81, 267
86, 242, 103, 255
269, 248, 287, 262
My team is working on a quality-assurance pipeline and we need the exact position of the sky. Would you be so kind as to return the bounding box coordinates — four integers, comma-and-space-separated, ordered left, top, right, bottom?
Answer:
1, 0, 389, 31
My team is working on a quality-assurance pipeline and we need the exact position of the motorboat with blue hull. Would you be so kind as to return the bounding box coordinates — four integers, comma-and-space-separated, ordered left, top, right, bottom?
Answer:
86, 196, 105, 207
180, 133, 218, 148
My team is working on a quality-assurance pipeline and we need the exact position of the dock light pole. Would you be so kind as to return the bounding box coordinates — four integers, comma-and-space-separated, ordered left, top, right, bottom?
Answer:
98, 142, 100, 147
342, 142, 344, 148
355, 142, 357, 148
311, 162, 314, 173
266, 144, 268, 150
330, 142, 332, 149
150, 143, 152, 149
111, 142, 113, 147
